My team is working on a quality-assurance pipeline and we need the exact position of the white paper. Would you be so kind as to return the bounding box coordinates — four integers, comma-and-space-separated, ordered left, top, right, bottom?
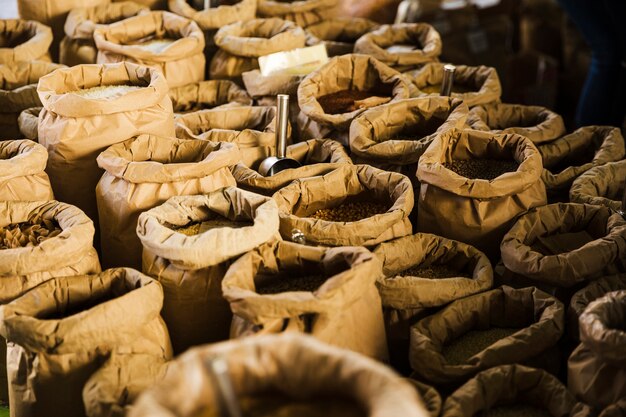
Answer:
259, 44, 329, 77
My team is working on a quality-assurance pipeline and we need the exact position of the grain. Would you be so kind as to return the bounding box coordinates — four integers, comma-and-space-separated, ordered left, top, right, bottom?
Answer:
420, 83, 476, 94
0, 218, 61, 249
317, 90, 391, 114
482, 405, 553, 417
235, 394, 365, 417
443, 159, 519, 180
72, 85, 142, 99
136, 38, 176, 53
172, 212, 253, 236
442, 328, 519, 365
256, 274, 329, 294
309, 202, 388, 222
398, 264, 471, 279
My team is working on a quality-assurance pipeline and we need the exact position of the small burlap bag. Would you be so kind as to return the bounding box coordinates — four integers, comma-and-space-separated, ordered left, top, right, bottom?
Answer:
17, 107, 41, 141
0, 19, 52, 64
0, 140, 53, 202
169, 79, 252, 114
570, 160, 626, 212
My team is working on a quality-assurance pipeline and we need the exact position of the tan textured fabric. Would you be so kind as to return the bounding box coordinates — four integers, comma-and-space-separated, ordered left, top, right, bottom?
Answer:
306, 17, 379, 57
0, 268, 171, 417
0, 140, 53, 202
599, 400, 626, 417
257, 0, 338, 28
167, 0, 256, 31
0, 20, 53, 64
94, 11, 206, 88
169, 79, 252, 114
569, 290, 626, 409
410, 286, 564, 385
96, 134, 238, 270
129, 334, 430, 417
137, 188, 280, 354
37, 62, 175, 232
17, 107, 41, 141
242, 70, 304, 98
408, 380, 441, 417
273, 164, 414, 247
114, 0, 166, 9
570, 160, 626, 212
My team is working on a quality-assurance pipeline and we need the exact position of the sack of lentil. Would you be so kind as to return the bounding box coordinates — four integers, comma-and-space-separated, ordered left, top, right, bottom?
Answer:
130, 334, 429, 417
257, 0, 338, 28
416, 128, 547, 260
408, 379, 442, 417
37, 62, 175, 234
354, 23, 442, 72
0, 140, 53, 202
569, 290, 626, 409
94, 11, 205, 88
96, 134, 238, 270
441, 364, 592, 417
169, 80, 252, 115
305, 17, 379, 57
409, 286, 564, 386
0, 19, 52, 64
136, 187, 280, 354
273, 164, 414, 247
570, 160, 626, 212
231, 138, 352, 196
210, 18, 307, 82
17, 107, 41, 141
405, 62, 502, 108
60, 1, 149, 66
467, 103, 566, 144
222, 241, 389, 360
297, 54, 411, 144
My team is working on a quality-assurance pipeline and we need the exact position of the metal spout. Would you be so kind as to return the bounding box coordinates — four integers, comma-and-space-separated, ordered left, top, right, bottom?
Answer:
440, 64, 456, 96
276, 94, 289, 158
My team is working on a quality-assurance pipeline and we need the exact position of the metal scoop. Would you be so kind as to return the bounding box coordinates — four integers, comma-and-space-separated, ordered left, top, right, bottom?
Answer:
258, 94, 301, 176
207, 356, 243, 417
618, 182, 626, 220
440, 64, 456, 96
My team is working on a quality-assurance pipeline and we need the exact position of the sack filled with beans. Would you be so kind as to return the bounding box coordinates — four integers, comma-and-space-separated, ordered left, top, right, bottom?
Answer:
257, 0, 338, 28
405, 62, 502, 107
441, 365, 591, 417
408, 379, 441, 417
60, 1, 149, 66
0, 140, 53, 202
409, 286, 564, 386
96, 134, 238, 270
354, 23, 442, 72
569, 290, 626, 409
0, 19, 53, 64
305, 17, 379, 57
169, 79, 252, 115
467, 103, 566, 144
297, 54, 411, 145
17, 107, 41, 141
231, 138, 352, 196
0, 268, 171, 417
129, 334, 430, 417
570, 159, 626, 212
222, 241, 389, 360
273, 164, 414, 247
37, 62, 175, 235
94, 11, 205, 88
417, 128, 547, 260
136, 187, 280, 355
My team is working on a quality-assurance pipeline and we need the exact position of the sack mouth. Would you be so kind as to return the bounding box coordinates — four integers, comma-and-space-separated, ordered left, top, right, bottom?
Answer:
168, 0, 257, 30
64, 1, 149, 40
175, 105, 277, 136
170, 80, 253, 113
0, 139, 48, 180
0, 61, 65, 91
579, 290, 626, 364
570, 159, 626, 212
306, 17, 379, 44
0, 20, 52, 64
257, 0, 338, 16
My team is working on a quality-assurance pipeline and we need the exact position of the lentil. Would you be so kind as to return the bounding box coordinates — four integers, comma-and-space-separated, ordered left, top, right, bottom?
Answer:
481, 405, 553, 417
398, 264, 471, 279
318, 90, 391, 114
309, 202, 388, 222
443, 159, 519, 181
256, 274, 329, 294
0, 218, 61, 249
442, 328, 519, 365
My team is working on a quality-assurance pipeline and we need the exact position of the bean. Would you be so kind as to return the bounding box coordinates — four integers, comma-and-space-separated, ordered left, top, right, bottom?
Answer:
398, 264, 471, 279
443, 159, 519, 181
256, 274, 329, 295
442, 328, 519, 365
481, 405, 553, 417
309, 202, 388, 223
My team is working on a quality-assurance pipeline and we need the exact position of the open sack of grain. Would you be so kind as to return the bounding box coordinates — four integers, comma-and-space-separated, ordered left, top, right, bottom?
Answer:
17, 106, 41, 141
570, 159, 626, 212
60, 1, 149, 66
257, 0, 338, 28
417, 128, 547, 260
231, 138, 352, 196
410, 286, 564, 387
305, 17, 379, 57
222, 240, 388, 360
137, 187, 280, 355
96, 134, 239, 270
94, 11, 205, 88
129, 334, 430, 417
0, 19, 52, 64
169, 79, 252, 114
0, 140, 53, 202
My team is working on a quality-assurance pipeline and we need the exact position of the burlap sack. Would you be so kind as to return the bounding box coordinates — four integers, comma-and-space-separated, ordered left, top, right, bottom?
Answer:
94, 11, 205, 88
257, 0, 338, 28
169, 80, 252, 114
0, 267, 171, 417
600, 400, 626, 417
306, 17, 379, 57
354, 23, 442, 71
0, 140, 53, 202
210, 18, 307, 81
408, 379, 441, 417
442, 365, 591, 417
222, 241, 389, 360
569, 290, 626, 409
570, 160, 626, 212
96, 134, 239, 270
114, 0, 166, 9
273, 164, 414, 247
136, 187, 280, 354
404, 62, 502, 107
17, 107, 41, 141
60, 1, 149, 66
130, 334, 430, 417
409, 286, 564, 386
467, 103, 566, 144
297, 54, 411, 144
37, 62, 175, 234
0, 20, 52, 64
417, 128, 547, 259
231, 138, 353, 196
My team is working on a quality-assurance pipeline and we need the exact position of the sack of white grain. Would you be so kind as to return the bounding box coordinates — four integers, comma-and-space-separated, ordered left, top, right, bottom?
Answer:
137, 187, 280, 354
409, 286, 564, 386
297, 54, 411, 145
408, 379, 442, 417
441, 365, 591, 417
467, 103, 566, 144
306, 17, 379, 57
37, 62, 175, 236
569, 290, 626, 409
60, 1, 149, 66
231, 138, 352, 196
0, 268, 172, 417
0, 20, 53, 64
570, 160, 626, 212
113, 0, 166, 9
129, 334, 430, 417
17, 107, 41, 141
96, 134, 239, 270
354, 24, 442, 72
273, 164, 414, 247
405, 63, 502, 108
0, 61, 64, 139
257, 0, 338, 28
416, 128, 547, 260
210, 18, 306, 82
373, 233, 493, 372
93, 11, 205, 88
169, 79, 252, 115
0, 140, 53, 201
223, 241, 389, 360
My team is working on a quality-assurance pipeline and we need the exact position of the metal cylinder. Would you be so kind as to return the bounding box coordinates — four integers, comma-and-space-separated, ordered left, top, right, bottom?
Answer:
207, 357, 242, 417
440, 64, 456, 96
621, 186, 626, 219
276, 94, 290, 158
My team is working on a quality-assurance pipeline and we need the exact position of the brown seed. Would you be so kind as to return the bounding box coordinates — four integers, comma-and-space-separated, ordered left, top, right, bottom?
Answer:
317, 90, 391, 114
481, 405, 553, 417
256, 274, 329, 295
398, 264, 471, 279
443, 159, 519, 181
441, 328, 519, 365
172, 212, 253, 236
309, 202, 388, 223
